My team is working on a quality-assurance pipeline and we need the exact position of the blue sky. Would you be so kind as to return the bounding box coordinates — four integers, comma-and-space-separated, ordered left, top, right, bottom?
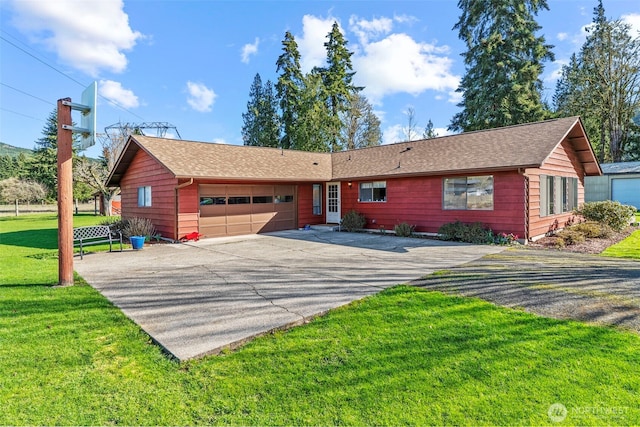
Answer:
1, 0, 639, 158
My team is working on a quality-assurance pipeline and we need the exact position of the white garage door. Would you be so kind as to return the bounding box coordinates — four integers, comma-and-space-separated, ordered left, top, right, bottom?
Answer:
199, 184, 296, 238
612, 178, 640, 210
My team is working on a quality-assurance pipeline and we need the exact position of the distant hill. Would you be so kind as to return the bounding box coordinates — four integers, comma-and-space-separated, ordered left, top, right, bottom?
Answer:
0, 142, 33, 158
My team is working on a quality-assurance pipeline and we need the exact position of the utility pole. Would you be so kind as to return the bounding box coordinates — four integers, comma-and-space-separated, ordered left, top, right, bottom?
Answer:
57, 98, 74, 286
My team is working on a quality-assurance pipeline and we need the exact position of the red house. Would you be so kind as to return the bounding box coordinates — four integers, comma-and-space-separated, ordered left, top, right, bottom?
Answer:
107, 116, 601, 242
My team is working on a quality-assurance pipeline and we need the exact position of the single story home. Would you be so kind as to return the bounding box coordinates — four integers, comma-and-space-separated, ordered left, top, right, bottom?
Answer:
107, 116, 601, 242
585, 161, 640, 210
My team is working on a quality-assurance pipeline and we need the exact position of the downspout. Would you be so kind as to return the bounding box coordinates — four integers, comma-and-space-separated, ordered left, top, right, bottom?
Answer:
518, 168, 529, 243
175, 178, 194, 241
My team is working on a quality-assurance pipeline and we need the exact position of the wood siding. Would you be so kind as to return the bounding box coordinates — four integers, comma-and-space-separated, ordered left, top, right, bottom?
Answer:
527, 138, 585, 239
340, 171, 527, 236
297, 183, 325, 227
120, 149, 178, 239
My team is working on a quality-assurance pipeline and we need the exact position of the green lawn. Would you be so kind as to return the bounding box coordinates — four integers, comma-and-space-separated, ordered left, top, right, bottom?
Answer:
1, 215, 639, 425
602, 229, 640, 259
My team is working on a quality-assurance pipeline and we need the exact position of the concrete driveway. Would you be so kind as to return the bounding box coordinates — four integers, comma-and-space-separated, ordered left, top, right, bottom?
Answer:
74, 229, 502, 360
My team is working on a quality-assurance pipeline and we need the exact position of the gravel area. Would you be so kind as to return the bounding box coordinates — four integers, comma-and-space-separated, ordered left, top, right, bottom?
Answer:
415, 247, 640, 333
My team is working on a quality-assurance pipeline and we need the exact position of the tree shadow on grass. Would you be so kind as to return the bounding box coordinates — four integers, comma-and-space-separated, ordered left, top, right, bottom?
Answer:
0, 229, 58, 250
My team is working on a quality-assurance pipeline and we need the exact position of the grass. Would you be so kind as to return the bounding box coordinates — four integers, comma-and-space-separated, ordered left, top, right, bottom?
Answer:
602, 229, 640, 259
2, 215, 640, 425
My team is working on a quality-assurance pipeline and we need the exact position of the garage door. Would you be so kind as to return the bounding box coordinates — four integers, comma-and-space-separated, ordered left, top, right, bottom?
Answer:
612, 178, 640, 210
199, 184, 296, 237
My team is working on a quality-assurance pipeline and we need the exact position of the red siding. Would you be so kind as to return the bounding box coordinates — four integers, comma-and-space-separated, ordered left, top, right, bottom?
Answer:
297, 183, 325, 227
527, 137, 585, 239
120, 149, 178, 239
340, 171, 526, 237
177, 182, 199, 238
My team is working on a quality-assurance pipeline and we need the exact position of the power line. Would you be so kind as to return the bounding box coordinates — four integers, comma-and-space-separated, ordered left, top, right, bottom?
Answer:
1, 82, 56, 106
0, 32, 146, 121
0, 107, 45, 122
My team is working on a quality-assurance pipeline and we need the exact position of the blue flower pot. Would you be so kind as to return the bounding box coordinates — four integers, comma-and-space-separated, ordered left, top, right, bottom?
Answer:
130, 236, 145, 250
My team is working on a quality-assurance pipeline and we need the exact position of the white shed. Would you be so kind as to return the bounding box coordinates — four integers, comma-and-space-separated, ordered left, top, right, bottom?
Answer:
585, 162, 640, 210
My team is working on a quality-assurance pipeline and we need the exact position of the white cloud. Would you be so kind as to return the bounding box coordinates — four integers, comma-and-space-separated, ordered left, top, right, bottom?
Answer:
211, 138, 227, 144
99, 80, 139, 108
9, 0, 143, 76
354, 33, 459, 105
241, 37, 260, 64
383, 124, 404, 145
622, 13, 640, 36
186, 81, 216, 113
298, 14, 336, 72
557, 32, 568, 41
349, 15, 393, 45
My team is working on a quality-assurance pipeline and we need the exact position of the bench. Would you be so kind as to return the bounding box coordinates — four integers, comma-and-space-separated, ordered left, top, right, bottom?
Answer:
73, 225, 123, 259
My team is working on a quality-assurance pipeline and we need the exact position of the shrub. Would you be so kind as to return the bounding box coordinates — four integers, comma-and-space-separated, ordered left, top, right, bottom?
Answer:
494, 232, 519, 245
341, 210, 366, 232
438, 221, 494, 244
120, 217, 156, 239
575, 201, 636, 232
569, 221, 613, 239
394, 222, 415, 237
555, 228, 586, 246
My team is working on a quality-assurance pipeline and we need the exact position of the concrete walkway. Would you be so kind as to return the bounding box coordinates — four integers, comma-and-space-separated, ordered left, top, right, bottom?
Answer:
74, 229, 502, 360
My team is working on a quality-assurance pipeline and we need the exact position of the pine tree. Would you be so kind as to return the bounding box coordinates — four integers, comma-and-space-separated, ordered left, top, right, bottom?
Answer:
321, 21, 362, 151
423, 119, 438, 139
553, 0, 640, 162
449, 0, 554, 132
295, 71, 333, 152
242, 73, 265, 146
340, 94, 382, 150
276, 31, 304, 149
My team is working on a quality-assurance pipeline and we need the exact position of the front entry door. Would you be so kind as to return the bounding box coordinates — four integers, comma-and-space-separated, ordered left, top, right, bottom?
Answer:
326, 182, 341, 223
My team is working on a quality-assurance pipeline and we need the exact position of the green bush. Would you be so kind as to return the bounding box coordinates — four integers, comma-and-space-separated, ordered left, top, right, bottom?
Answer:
575, 201, 636, 232
394, 222, 415, 237
438, 221, 494, 244
341, 210, 366, 232
555, 228, 586, 246
569, 221, 613, 238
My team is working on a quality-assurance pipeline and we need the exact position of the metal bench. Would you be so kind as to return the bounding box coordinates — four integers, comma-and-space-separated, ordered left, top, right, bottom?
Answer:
73, 225, 123, 259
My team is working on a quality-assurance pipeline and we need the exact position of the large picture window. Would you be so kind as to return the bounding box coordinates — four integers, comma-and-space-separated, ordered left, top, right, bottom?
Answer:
540, 175, 578, 217
443, 176, 493, 210
359, 181, 386, 202
137, 186, 152, 207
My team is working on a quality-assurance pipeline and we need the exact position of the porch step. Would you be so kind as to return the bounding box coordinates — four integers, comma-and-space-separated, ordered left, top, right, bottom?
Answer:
310, 224, 340, 232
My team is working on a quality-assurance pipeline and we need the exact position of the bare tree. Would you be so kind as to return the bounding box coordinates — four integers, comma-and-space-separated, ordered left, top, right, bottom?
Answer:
403, 107, 419, 141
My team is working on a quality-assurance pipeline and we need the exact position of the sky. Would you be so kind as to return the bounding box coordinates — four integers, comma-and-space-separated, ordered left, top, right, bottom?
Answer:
1, 0, 639, 158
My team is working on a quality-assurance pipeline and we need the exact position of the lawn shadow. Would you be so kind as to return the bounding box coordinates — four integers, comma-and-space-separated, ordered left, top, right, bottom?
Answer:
0, 229, 58, 250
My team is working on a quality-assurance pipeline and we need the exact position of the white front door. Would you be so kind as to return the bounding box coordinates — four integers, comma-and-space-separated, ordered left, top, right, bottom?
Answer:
326, 182, 341, 223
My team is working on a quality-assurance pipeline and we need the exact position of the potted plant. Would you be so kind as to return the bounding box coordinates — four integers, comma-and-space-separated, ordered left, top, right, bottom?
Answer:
123, 217, 156, 250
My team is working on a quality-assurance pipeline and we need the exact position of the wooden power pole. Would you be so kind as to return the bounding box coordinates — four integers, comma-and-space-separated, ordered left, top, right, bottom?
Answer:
57, 98, 74, 286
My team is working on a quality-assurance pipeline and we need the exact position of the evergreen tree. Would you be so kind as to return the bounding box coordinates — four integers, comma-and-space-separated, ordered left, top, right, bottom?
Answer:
321, 21, 362, 151
28, 109, 60, 198
340, 94, 382, 150
423, 119, 438, 139
554, 1, 640, 162
295, 71, 333, 152
242, 73, 280, 147
449, 0, 554, 132
276, 32, 304, 149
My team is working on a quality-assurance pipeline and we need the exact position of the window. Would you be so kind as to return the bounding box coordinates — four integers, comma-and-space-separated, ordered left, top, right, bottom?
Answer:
312, 184, 322, 215
252, 196, 273, 204
443, 176, 493, 210
228, 196, 250, 205
359, 181, 386, 202
200, 196, 226, 205
540, 175, 578, 216
137, 186, 151, 207
275, 195, 294, 203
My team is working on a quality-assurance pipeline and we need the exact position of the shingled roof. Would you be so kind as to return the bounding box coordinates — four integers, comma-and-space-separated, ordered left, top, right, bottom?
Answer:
108, 136, 332, 185
332, 116, 601, 179
107, 116, 600, 186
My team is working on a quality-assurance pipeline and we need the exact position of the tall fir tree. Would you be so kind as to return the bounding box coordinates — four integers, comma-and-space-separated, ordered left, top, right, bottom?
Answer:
242, 73, 279, 147
321, 21, 361, 151
423, 119, 438, 139
295, 71, 333, 152
554, 0, 640, 162
449, 0, 554, 132
275, 31, 304, 149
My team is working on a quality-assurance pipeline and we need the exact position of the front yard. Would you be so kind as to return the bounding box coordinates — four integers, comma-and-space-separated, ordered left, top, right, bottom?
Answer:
1, 215, 639, 425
